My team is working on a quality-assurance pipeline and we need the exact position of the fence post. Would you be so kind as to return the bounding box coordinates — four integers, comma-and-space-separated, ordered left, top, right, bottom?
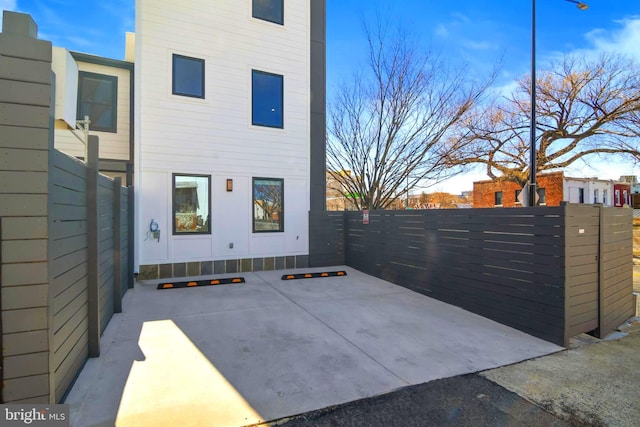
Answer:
597, 204, 604, 337
128, 186, 135, 288
86, 135, 100, 357
113, 177, 122, 313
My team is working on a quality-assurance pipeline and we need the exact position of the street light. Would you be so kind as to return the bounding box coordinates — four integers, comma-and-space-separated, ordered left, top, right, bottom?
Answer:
566, 0, 589, 11
529, 0, 588, 207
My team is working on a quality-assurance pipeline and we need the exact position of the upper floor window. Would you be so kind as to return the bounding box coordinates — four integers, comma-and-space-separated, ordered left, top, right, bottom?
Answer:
172, 54, 205, 99
77, 72, 117, 133
253, 0, 284, 25
252, 70, 283, 128
594, 189, 599, 204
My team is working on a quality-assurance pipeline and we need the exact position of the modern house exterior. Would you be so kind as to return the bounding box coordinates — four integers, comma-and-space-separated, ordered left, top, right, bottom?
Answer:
134, 0, 325, 279
473, 171, 632, 208
52, 41, 134, 186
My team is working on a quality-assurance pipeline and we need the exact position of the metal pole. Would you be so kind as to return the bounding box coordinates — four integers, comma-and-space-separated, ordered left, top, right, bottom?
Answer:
529, 0, 537, 207
405, 160, 409, 209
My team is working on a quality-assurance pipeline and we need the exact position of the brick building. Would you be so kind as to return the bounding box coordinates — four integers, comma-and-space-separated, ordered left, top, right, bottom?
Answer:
474, 172, 564, 207
474, 171, 633, 208
326, 170, 359, 211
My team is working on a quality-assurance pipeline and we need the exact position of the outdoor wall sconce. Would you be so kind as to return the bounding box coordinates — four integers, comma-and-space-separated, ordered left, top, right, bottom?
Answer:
226, 179, 233, 192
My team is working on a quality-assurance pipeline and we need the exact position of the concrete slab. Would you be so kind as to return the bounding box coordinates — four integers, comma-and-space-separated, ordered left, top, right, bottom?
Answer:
482, 333, 640, 426
64, 266, 562, 427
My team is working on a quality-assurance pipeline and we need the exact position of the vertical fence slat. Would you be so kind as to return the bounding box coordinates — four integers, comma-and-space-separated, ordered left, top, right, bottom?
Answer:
86, 135, 100, 357
128, 186, 135, 289
113, 177, 122, 313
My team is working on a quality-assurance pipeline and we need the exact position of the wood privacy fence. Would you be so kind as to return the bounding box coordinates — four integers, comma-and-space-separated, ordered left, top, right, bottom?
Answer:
1, 13, 133, 404
309, 205, 634, 346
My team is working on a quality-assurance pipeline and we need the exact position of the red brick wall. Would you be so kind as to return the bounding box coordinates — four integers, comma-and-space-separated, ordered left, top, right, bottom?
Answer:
473, 172, 565, 208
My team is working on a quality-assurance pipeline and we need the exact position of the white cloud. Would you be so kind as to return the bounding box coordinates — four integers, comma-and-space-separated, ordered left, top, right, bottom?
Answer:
581, 17, 640, 61
461, 40, 498, 51
490, 78, 520, 99
451, 12, 471, 24
434, 23, 449, 38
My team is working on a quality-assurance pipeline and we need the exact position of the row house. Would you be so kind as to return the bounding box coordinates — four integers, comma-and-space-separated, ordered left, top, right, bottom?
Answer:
473, 171, 631, 208
50, 0, 326, 279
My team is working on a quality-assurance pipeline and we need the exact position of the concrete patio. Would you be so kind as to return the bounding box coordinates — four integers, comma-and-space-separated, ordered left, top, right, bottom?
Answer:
64, 266, 562, 426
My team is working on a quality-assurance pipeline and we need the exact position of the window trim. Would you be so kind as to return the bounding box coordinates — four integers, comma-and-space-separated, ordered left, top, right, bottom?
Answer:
172, 173, 212, 235
252, 177, 284, 233
77, 71, 118, 133
251, 69, 284, 129
252, 0, 284, 25
172, 54, 205, 99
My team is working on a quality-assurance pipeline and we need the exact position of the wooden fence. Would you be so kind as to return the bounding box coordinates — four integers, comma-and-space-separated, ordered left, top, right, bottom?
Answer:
0, 13, 133, 404
310, 205, 634, 346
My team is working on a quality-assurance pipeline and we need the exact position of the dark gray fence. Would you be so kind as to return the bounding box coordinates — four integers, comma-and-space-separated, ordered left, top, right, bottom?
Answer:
0, 12, 133, 404
310, 205, 634, 346
599, 207, 634, 336
309, 211, 345, 267
98, 174, 115, 333
50, 150, 90, 402
49, 139, 132, 402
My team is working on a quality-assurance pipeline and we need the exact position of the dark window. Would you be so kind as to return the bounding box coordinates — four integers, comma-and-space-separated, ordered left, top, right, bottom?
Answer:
253, 0, 284, 25
252, 70, 283, 128
515, 189, 521, 204
578, 188, 585, 203
172, 54, 205, 98
603, 189, 608, 205
494, 191, 503, 206
77, 72, 117, 133
253, 178, 284, 232
594, 189, 599, 204
173, 174, 211, 234
537, 188, 546, 205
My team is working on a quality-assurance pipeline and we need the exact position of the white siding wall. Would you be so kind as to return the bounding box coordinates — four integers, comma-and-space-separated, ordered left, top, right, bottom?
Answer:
563, 178, 614, 207
54, 61, 131, 161
135, 0, 310, 265
52, 47, 78, 127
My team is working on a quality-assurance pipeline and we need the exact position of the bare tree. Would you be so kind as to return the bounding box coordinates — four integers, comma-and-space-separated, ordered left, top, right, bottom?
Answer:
327, 21, 495, 210
460, 53, 640, 186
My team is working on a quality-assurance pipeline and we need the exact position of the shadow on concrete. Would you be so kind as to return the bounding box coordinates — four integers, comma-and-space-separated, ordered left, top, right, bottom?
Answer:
64, 267, 563, 426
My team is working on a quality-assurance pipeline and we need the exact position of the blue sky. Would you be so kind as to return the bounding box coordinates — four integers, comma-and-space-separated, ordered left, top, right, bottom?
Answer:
3, 0, 640, 193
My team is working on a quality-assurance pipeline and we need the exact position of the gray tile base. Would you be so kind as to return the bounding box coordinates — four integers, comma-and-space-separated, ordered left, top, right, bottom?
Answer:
139, 254, 309, 280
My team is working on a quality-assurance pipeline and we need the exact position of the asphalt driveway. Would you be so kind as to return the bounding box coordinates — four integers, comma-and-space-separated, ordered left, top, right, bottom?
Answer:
64, 266, 561, 427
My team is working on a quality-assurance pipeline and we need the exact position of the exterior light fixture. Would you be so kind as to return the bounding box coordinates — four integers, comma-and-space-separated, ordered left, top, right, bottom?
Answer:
226, 179, 233, 192
528, 0, 588, 206
565, 0, 589, 10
